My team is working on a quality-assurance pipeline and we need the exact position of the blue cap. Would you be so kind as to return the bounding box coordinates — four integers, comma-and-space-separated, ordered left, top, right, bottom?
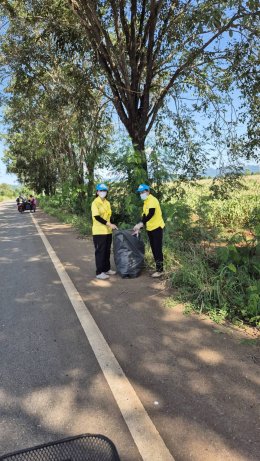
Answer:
96, 183, 108, 191
136, 184, 150, 193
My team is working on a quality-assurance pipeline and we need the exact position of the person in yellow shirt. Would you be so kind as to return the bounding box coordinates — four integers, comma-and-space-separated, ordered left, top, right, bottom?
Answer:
133, 184, 165, 278
91, 183, 118, 280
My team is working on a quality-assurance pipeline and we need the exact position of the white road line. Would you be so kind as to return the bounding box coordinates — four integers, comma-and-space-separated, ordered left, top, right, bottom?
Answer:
31, 213, 174, 461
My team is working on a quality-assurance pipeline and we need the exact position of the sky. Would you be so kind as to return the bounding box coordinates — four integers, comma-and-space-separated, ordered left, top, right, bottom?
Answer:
0, 92, 18, 185
0, 139, 18, 185
0, 88, 18, 185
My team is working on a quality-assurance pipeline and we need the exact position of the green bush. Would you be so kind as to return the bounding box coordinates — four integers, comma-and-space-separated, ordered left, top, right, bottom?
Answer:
37, 175, 260, 327
168, 229, 260, 326
0, 183, 18, 201
196, 195, 259, 229
38, 196, 91, 235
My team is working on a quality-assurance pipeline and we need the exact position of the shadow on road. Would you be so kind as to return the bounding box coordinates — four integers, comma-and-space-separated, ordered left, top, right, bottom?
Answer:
0, 202, 259, 461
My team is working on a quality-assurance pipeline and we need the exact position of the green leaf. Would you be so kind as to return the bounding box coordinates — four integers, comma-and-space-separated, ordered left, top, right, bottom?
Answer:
228, 263, 237, 273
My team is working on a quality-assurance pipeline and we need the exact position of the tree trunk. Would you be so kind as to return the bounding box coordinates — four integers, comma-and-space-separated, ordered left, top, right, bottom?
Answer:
131, 134, 148, 184
86, 158, 95, 200
44, 183, 50, 196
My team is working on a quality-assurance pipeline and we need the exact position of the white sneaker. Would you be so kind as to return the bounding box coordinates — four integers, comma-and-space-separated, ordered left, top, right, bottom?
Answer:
106, 270, 116, 275
96, 272, 110, 280
151, 272, 163, 278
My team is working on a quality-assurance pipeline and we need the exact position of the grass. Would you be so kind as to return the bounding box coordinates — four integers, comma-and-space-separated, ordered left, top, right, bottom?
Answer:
160, 176, 260, 328
239, 338, 260, 346
37, 175, 260, 328
38, 197, 92, 235
0, 196, 12, 202
0, 183, 18, 202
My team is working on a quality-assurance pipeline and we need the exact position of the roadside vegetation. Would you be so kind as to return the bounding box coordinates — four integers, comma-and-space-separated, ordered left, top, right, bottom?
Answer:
39, 174, 260, 328
0, 183, 18, 202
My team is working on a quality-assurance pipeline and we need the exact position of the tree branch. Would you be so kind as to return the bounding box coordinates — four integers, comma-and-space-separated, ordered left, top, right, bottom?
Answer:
146, 12, 245, 135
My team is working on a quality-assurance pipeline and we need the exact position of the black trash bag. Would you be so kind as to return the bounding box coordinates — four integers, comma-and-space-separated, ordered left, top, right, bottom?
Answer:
113, 229, 145, 278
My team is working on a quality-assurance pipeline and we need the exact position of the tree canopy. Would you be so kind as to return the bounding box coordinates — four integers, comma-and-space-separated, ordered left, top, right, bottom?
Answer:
0, 0, 259, 193
68, 1, 259, 159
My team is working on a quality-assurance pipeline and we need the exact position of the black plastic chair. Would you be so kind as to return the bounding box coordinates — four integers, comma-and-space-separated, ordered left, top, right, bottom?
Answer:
0, 434, 121, 461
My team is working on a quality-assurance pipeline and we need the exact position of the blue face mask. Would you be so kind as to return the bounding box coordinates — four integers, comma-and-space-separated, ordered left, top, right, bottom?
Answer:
140, 192, 148, 200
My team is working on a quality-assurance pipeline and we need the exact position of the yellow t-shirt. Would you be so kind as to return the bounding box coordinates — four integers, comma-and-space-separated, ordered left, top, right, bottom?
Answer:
143, 194, 165, 231
91, 196, 112, 235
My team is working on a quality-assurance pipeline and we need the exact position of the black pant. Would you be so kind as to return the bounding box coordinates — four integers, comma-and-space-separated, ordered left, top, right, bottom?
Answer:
147, 227, 164, 272
93, 234, 112, 275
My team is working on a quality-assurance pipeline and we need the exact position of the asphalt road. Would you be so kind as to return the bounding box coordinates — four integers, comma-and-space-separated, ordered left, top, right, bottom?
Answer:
0, 201, 259, 461
0, 202, 142, 460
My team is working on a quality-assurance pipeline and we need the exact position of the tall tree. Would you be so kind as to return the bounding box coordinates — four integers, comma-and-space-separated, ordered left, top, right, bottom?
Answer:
67, 0, 259, 176
0, 0, 112, 200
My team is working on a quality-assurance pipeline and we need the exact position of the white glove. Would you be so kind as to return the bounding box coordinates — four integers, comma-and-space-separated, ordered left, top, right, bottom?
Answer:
133, 222, 144, 232
107, 222, 118, 230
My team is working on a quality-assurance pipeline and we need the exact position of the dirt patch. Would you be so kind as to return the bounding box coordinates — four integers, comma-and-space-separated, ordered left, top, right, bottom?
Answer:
35, 208, 260, 461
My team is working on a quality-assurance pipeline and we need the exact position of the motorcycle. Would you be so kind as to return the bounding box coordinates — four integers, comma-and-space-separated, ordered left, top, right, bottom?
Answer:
16, 198, 36, 213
